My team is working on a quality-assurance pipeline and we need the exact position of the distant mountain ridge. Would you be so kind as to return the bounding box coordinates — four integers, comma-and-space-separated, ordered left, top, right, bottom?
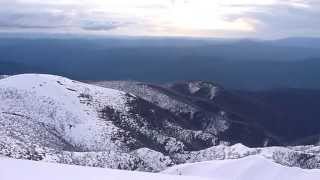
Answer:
1, 37, 320, 90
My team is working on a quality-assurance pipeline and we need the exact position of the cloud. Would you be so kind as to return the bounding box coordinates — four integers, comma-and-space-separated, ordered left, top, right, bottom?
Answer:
0, 1, 73, 30
0, 0, 132, 32
0, 11, 70, 29
0, 0, 319, 38
80, 20, 126, 31
224, 0, 320, 38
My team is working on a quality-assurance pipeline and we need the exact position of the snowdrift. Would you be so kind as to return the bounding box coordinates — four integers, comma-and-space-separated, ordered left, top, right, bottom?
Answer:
0, 157, 209, 180
163, 155, 320, 180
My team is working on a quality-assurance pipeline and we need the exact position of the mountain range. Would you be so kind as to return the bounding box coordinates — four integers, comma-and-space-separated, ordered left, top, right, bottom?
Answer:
1, 37, 320, 90
1, 74, 320, 172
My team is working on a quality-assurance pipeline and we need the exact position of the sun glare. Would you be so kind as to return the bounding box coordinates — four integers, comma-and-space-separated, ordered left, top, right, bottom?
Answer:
169, 0, 255, 32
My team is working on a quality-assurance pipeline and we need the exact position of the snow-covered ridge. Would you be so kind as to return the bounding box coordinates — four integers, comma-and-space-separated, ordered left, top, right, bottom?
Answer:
92, 81, 197, 114
163, 155, 320, 180
0, 74, 164, 171
0, 74, 221, 171
1, 74, 320, 173
0, 74, 129, 152
92, 80, 278, 148
2, 154, 319, 180
0, 157, 209, 180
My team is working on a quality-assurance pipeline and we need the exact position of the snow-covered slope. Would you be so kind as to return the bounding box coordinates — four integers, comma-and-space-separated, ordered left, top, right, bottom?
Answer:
0, 74, 222, 171
163, 155, 320, 180
0, 74, 176, 171
1, 74, 320, 173
0, 74, 130, 151
0, 157, 209, 180
0, 75, 9, 79
1, 153, 320, 180
92, 81, 278, 147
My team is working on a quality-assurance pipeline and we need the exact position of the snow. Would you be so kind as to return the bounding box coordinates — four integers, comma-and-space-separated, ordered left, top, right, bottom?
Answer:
1, 74, 320, 173
0, 157, 210, 180
1, 74, 211, 171
2, 154, 320, 180
130, 148, 174, 171
93, 81, 196, 114
0, 74, 156, 170
209, 86, 217, 100
93, 81, 229, 137
0, 75, 9, 79
1, 151, 320, 180
0, 74, 129, 152
0, 74, 127, 111
188, 83, 201, 94
163, 155, 320, 180
187, 82, 218, 99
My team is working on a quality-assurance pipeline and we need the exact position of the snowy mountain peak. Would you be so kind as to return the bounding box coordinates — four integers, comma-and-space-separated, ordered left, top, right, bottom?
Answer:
0, 74, 131, 152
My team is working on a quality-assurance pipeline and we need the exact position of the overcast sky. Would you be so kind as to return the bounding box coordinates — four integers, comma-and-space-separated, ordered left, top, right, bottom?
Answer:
0, 0, 319, 38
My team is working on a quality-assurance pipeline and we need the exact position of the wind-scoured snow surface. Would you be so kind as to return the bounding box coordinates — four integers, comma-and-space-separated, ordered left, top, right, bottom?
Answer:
2, 155, 320, 180
163, 155, 320, 180
0, 157, 210, 180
